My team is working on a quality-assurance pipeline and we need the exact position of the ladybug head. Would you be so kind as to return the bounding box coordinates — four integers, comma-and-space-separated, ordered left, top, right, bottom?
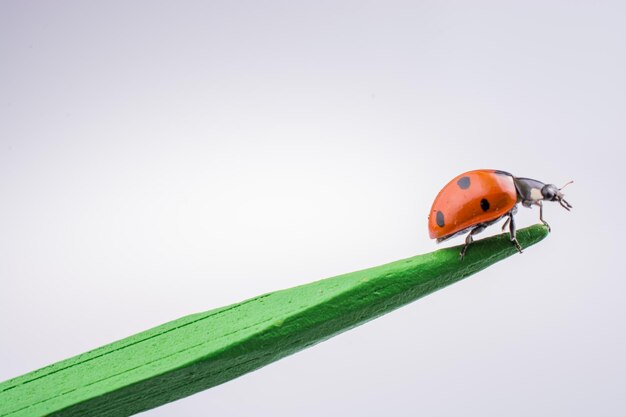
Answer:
541, 181, 573, 211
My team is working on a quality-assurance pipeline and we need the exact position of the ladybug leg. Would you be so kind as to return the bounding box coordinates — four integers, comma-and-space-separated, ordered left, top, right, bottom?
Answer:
537, 201, 551, 232
501, 216, 511, 231
507, 212, 523, 254
460, 225, 486, 260
501, 206, 517, 231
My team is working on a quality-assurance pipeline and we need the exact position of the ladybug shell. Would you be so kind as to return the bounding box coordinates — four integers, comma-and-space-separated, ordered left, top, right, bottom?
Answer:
428, 170, 518, 240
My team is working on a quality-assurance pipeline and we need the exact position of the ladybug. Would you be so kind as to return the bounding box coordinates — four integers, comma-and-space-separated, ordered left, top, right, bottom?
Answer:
428, 169, 572, 259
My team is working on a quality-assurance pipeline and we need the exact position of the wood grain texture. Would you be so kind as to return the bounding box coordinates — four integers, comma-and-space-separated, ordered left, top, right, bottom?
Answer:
0, 225, 549, 417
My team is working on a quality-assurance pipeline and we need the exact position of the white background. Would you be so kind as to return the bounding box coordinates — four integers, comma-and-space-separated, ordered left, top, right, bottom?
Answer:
1, 1, 624, 416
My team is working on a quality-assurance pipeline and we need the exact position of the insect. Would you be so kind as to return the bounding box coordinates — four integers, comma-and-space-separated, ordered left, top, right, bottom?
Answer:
428, 169, 572, 259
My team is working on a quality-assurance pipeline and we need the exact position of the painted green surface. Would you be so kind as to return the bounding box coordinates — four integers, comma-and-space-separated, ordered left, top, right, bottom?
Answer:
0, 225, 548, 417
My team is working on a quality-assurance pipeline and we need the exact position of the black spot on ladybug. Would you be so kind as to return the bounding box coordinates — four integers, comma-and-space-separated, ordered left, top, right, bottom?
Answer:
480, 198, 490, 211
457, 176, 471, 189
436, 211, 445, 227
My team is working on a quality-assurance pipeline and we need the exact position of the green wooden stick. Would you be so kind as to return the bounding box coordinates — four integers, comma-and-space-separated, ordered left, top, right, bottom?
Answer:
0, 225, 548, 417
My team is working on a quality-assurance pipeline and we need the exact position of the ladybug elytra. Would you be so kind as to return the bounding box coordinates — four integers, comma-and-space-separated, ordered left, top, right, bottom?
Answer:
428, 169, 572, 259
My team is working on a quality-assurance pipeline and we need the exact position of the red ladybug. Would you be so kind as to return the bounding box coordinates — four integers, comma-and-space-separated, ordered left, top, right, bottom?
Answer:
428, 169, 572, 259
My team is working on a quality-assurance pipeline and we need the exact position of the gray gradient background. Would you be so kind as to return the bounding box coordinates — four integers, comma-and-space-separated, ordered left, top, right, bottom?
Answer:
1, 1, 625, 416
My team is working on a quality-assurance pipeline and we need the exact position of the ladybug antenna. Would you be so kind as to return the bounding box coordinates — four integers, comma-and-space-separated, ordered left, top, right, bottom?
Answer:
555, 180, 573, 210
559, 180, 573, 191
